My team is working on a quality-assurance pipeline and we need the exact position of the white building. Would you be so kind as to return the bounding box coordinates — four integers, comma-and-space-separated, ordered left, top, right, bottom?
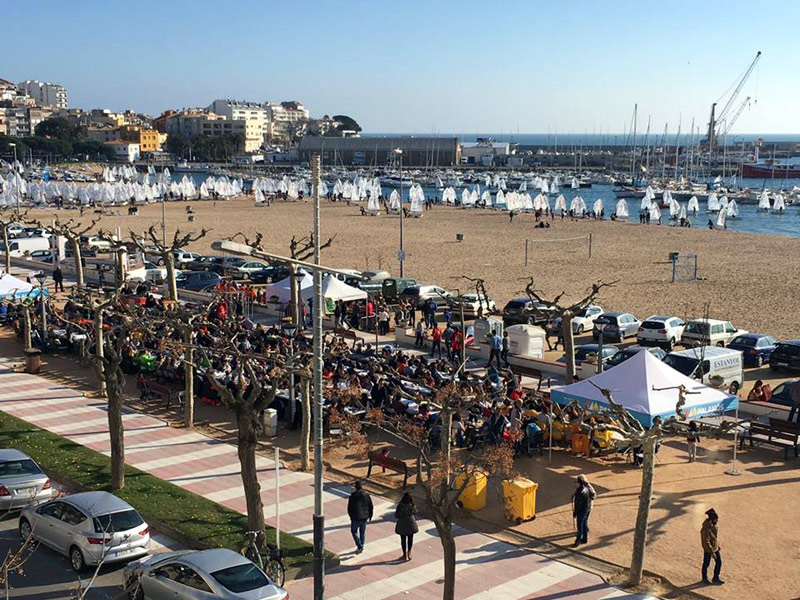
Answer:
17, 80, 68, 109
106, 140, 140, 162
208, 99, 268, 149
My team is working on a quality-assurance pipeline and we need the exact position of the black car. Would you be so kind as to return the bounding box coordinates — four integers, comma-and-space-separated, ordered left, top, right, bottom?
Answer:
501, 297, 556, 326
184, 255, 221, 272
176, 270, 222, 292
769, 339, 800, 372
605, 345, 667, 369
768, 379, 800, 408
208, 257, 246, 276
251, 265, 291, 284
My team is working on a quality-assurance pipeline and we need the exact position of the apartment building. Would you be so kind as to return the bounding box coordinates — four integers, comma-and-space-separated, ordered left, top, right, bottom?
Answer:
17, 80, 68, 109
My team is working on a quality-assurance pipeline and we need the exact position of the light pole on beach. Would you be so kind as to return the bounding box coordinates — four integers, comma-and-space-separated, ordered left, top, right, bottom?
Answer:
394, 148, 405, 277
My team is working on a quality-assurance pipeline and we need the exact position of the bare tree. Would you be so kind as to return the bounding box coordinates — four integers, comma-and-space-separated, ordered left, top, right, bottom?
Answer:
128, 225, 209, 301
523, 279, 617, 381
36, 216, 100, 289
0, 207, 27, 275
366, 386, 516, 600
459, 275, 494, 318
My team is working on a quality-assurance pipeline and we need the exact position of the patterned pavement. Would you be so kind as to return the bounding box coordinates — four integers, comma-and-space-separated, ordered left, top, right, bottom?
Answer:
0, 363, 655, 599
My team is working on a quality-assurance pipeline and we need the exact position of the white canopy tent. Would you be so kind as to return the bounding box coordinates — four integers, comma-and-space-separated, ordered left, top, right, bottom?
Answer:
550, 350, 738, 426
301, 275, 367, 303
0, 273, 46, 299
262, 271, 313, 304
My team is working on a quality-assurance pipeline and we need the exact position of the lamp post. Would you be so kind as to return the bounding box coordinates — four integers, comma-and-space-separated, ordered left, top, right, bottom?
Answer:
394, 148, 405, 277
33, 271, 47, 347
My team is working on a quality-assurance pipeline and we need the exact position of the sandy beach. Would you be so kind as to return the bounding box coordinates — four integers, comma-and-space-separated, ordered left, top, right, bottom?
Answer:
26, 196, 800, 338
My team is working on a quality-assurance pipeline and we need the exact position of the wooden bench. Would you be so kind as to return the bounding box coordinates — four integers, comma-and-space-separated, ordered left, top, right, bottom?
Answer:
140, 378, 182, 410
334, 328, 359, 347
741, 418, 799, 460
510, 364, 555, 392
366, 449, 415, 488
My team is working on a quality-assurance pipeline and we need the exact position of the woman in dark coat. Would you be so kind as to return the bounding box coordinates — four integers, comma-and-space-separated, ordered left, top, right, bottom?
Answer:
395, 492, 419, 561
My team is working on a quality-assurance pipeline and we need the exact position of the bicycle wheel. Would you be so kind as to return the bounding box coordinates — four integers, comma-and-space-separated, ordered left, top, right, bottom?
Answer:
265, 558, 286, 587
242, 544, 264, 570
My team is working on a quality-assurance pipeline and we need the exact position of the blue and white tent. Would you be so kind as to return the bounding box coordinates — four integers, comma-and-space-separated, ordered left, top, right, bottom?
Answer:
550, 350, 738, 426
0, 273, 48, 300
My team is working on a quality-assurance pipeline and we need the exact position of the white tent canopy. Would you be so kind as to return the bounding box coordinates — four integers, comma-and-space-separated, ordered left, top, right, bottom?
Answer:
550, 350, 738, 426
262, 271, 313, 303
302, 275, 367, 303
0, 273, 44, 299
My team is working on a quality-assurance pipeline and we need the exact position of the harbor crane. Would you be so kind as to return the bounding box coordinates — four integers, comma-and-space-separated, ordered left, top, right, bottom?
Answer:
705, 50, 761, 150
719, 95, 751, 140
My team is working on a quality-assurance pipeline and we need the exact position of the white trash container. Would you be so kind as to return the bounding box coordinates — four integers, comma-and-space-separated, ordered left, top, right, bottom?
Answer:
506, 324, 546, 359
262, 408, 278, 438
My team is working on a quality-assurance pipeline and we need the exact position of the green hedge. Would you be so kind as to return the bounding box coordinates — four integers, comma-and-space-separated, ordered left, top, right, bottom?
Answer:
0, 411, 314, 569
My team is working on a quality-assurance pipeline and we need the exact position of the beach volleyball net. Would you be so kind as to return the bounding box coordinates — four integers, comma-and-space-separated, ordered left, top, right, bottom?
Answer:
671, 253, 698, 283
523, 235, 592, 265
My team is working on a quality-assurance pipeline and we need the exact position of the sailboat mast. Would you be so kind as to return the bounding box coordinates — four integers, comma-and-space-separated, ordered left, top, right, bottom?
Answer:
630, 104, 638, 184
687, 117, 695, 181
673, 116, 682, 181
661, 123, 668, 179
644, 115, 651, 175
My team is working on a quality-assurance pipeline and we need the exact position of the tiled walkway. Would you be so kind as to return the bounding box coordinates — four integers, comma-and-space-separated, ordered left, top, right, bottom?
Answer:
0, 363, 653, 599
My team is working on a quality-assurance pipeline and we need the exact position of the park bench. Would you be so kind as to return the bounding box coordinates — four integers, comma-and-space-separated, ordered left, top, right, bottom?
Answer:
741, 418, 799, 460
510, 364, 554, 392
366, 449, 415, 488
334, 328, 359, 346
139, 377, 182, 410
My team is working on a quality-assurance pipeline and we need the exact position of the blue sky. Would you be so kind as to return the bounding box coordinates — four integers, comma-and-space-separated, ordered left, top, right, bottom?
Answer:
3, 1, 799, 133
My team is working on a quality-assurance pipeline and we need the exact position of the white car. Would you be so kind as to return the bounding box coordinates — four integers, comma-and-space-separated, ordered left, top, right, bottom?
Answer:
174, 251, 202, 265
453, 293, 496, 317
637, 315, 685, 350
84, 236, 114, 251
553, 305, 604, 334
19, 491, 150, 572
681, 319, 746, 348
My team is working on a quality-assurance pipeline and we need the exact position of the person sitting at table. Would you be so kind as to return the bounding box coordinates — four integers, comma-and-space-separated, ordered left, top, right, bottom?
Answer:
451, 412, 466, 447
488, 405, 509, 445
747, 380, 772, 403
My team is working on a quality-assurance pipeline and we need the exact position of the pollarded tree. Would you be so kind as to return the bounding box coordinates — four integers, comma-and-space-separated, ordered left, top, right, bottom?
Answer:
0, 207, 27, 275
36, 216, 100, 289
128, 225, 210, 301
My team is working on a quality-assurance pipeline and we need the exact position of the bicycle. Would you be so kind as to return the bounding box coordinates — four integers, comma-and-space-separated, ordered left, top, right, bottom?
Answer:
240, 530, 287, 587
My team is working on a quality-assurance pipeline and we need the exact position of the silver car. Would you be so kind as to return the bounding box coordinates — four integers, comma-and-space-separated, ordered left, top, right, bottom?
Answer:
19, 491, 150, 572
0, 449, 52, 510
124, 548, 288, 600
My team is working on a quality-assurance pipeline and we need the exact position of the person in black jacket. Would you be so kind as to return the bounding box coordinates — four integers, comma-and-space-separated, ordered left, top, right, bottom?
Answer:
347, 480, 373, 554
395, 492, 419, 561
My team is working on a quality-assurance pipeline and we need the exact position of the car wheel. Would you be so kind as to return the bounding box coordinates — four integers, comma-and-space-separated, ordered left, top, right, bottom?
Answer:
576, 324, 584, 334
756, 355, 764, 367
70, 546, 86, 573
243, 273, 250, 280
526, 317, 535, 325
667, 338, 675, 351
19, 519, 32, 541
729, 381, 740, 395
716, 341, 725, 347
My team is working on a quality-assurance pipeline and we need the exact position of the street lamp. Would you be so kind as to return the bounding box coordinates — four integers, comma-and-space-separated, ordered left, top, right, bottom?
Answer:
33, 271, 47, 347
394, 148, 405, 277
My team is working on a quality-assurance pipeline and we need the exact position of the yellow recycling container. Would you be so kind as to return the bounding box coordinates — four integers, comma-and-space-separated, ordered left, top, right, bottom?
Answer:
503, 478, 538, 523
456, 472, 487, 511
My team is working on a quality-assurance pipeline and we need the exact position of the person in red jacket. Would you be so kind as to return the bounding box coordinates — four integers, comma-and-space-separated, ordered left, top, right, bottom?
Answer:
430, 323, 443, 358
450, 329, 463, 364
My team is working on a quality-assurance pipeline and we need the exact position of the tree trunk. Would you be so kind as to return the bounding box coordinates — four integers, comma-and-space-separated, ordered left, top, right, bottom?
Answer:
629, 435, 657, 586
2, 226, 10, 275
184, 332, 194, 428
95, 309, 107, 397
71, 238, 84, 289
164, 253, 178, 301
107, 371, 125, 491
434, 516, 457, 600
237, 408, 265, 531
289, 264, 300, 326
300, 377, 311, 471
22, 306, 32, 352
562, 309, 576, 382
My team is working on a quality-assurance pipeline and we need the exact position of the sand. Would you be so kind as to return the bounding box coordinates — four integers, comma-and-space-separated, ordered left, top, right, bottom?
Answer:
28, 197, 800, 339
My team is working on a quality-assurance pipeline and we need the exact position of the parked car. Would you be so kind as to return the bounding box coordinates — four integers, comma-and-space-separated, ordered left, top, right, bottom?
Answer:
605, 345, 667, 369
19, 491, 151, 572
81, 236, 114, 251
29, 249, 54, 263
766, 379, 800, 407
768, 339, 800, 372
663, 346, 744, 394
176, 270, 222, 292
184, 255, 219, 272
502, 297, 557, 327
174, 251, 202, 266
227, 260, 270, 280
124, 548, 288, 599
728, 333, 778, 367
251, 265, 290, 284
636, 315, 685, 350
400, 285, 452, 309
208, 257, 247, 276
592, 312, 641, 342
681, 319, 745, 348
558, 344, 618, 368
0, 449, 52, 510
553, 304, 604, 335
451, 293, 496, 317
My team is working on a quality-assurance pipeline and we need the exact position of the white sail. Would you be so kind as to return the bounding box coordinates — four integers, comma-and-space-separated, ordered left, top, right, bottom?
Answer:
571, 177, 579, 190
495, 190, 506, 207
678, 204, 687, 220
640, 194, 652, 211
615, 199, 629, 219
389, 189, 401, 211
592, 198, 603, 217
669, 197, 680, 217
649, 203, 661, 221
570, 196, 586, 216
435, 175, 443, 189
707, 193, 720, 212
716, 206, 728, 228
254, 186, 265, 206
687, 196, 699, 213
774, 193, 785, 212
758, 191, 770, 210
481, 190, 492, 206
554, 194, 567, 214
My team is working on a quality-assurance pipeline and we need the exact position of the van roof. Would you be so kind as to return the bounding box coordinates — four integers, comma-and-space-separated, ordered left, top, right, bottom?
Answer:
685, 318, 729, 325
668, 346, 742, 359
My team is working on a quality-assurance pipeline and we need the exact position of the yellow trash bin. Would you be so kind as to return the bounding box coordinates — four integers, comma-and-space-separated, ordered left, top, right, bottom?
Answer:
503, 478, 538, 523
456, 472, 487, 511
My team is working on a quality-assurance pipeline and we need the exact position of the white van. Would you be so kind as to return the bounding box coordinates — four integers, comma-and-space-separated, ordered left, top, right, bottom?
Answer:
663, 346, 744, 394
681, 318, 746, 347
5, 237, 51, 258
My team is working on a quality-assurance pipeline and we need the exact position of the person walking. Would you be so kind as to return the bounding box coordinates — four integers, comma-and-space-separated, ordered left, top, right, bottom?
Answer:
571, 474, 596, 547
430, 323, 443, 358
701, 508, 724, 585
687, 421, 700, 462
378, 307, 390, 336
414, 319, 426, 348
426, 299, 438, 328
394, 492, 419, 561
500, 330, 510, 366
442, 323, 454, 360
347, 480, 373, 554
52, 266, 64, 293
487, 330, 502, 370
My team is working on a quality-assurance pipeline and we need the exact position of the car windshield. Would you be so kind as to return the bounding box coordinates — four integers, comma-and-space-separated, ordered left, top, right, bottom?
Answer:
684, 321, 709, 334
505, 300, 527, 310
607, 351, 634, 366
211, 563, 270, 593
574, 347, 597, 360
663, 355, 699, 376
641, 321, 665, 330
730, 336, 756, 347
93, 509, 144, 533
0, 458, 42, 477
775, 344, 800, 356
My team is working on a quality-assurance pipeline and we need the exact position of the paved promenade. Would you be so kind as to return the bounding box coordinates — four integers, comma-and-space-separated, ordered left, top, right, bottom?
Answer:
0, 362, 654, 599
